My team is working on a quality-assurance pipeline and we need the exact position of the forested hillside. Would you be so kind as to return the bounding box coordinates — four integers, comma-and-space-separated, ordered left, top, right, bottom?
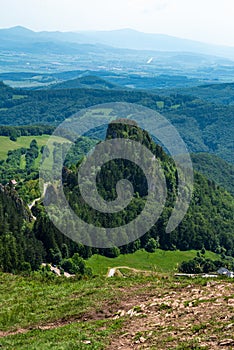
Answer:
0, 121, 234, 273
34, 122, 234, 262
0, 82, 233, 163
50, 76, 119, 90
1, 5, 234, 349
191, 153, 234, 195
162, 82, 234, 105
0, 184, 45, 272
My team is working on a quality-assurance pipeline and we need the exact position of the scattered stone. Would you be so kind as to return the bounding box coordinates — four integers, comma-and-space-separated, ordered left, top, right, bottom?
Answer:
219, 339, 234, 346
120, 332, 129, 338
225, 323, 233, 330
209, 335, 217, 340
139, 336, 146, 343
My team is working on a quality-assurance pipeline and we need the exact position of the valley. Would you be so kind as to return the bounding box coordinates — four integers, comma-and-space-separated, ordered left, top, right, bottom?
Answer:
0, 18, 234, 350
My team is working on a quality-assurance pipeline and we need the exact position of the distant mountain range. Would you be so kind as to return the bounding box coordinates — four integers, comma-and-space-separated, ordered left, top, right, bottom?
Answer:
79, 28, 234, 60
1, 26, 234, 60
1, 26, 234, 85
0, 26, 110, 55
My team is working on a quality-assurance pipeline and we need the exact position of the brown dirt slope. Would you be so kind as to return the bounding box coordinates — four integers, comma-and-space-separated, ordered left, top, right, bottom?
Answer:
108, 280, 234, 349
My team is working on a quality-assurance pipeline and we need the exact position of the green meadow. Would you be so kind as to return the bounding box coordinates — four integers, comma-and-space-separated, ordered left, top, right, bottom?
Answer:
87, 249, 219, 276
0, 135, 70, 161
0, 135, 50, 160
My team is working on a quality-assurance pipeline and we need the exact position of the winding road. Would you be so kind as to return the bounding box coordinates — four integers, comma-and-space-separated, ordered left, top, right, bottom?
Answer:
28, 182, 49, 219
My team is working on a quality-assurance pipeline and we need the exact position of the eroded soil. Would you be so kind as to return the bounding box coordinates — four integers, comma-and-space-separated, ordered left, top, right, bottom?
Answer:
108, 280, 234, 349
1, 277, 234, 350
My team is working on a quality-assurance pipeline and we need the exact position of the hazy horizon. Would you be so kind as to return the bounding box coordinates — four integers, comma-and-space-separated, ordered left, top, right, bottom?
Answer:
0, 0, 234, 47
2, 24, 234, 50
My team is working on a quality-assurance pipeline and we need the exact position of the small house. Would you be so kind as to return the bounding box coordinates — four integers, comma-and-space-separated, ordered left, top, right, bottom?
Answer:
217, 267, 234, 278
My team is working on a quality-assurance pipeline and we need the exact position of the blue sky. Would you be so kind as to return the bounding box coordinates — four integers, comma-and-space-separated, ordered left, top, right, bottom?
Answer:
0, 0, 234, 46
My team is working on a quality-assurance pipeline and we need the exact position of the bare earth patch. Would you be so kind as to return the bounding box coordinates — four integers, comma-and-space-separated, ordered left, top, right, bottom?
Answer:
108, 280, 234, 349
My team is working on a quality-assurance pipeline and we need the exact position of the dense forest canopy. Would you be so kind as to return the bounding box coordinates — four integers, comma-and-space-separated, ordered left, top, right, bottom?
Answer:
2, 120, 233, 273
0, 81, 233, 163
0, 120, 233, 273
0, 78, 233, 274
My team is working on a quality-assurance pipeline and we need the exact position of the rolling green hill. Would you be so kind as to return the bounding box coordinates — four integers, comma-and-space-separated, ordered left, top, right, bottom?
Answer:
0, 82, 233, 163
183, 82, 234, 105
50, 75, 119, 90
158, 81, 234, 105
53, 121, 234, 257
0, 120, 233, 275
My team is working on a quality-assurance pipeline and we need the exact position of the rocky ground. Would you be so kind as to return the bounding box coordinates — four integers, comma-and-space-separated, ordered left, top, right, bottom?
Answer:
0, 275, 233, 349
107, 279, 234, 349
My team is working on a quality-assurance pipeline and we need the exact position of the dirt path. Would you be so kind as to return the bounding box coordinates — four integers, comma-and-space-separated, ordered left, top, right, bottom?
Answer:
0, 317, 79, 338
106, 266, 154, 277
41, 263, 75, 278
28, 183, 48, 219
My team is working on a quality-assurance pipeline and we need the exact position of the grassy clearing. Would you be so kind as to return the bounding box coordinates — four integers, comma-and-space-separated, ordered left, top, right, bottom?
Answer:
0, 319, 124, 350
0, 272, 156, 332
0, 247, 228, 349
0, 135, 49, 160
0, 274, 114, 332
20, 154, 26, 169
171, 104, 181, 109
156, 101, 164, 108
12, 95, 27, 100
0, 135, 69, 160
87, 249, 219, 276
0, 271, 194, 333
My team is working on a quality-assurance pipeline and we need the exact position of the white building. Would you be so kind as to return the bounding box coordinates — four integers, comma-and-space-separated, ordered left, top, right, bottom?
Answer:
217, 267, 234, 278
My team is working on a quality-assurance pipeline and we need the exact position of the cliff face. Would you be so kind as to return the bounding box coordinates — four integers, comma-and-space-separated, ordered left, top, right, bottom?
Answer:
0, 183, 31, 223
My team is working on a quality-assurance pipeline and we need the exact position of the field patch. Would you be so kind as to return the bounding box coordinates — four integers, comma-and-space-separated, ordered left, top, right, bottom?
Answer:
0, 135, 69, 160
87, 250, 219, 276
